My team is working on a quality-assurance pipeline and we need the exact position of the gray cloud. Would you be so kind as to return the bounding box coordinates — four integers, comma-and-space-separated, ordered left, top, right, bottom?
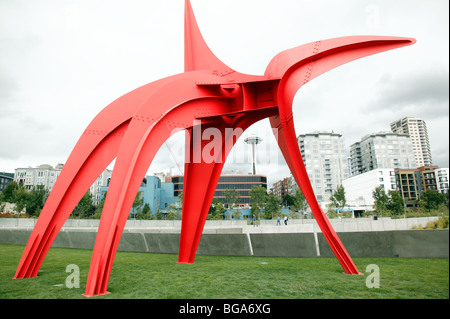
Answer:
368, 69, 449, 119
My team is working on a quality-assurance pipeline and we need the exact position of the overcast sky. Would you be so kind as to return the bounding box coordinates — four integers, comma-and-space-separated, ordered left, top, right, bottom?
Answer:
0, 0, 448, 188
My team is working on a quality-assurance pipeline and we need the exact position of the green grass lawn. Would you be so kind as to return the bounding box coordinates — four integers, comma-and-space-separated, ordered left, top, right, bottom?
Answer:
0, 244, 448, 299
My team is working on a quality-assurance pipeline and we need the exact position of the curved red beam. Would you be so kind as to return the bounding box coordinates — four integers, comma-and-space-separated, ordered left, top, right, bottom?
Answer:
14, 0, 415, 297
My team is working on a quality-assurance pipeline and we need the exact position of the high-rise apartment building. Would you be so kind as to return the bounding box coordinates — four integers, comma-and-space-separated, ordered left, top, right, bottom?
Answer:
350, 132, 416, 176
390, 117, 432, 167
298, 131, 349, 208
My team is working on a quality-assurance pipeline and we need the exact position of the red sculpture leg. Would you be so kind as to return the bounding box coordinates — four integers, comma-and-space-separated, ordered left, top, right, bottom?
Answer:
178, 125, 227, 264
179, 120, 245, 264
84, 120, 173, 296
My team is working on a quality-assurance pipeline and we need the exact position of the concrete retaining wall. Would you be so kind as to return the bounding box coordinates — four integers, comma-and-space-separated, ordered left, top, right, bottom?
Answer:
0, 228, 447, 258
250, 233, 318, 257
317, 230, 449, 258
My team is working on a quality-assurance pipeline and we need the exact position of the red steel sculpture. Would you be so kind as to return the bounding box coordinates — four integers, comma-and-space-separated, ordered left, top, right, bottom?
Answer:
14, 0, 415, 297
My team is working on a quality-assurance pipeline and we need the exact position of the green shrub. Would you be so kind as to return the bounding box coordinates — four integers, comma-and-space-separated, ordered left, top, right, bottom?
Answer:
414, 216, 449, 229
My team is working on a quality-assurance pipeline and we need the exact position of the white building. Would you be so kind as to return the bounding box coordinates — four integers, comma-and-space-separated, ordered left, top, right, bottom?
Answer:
298, 131, 349, 209
343, 168, 397, 211
390, 117, 432, 167
435, 168, 449, 194
350, 131, 416, 176
14, 164, 111, 205
14, 164, 63, 192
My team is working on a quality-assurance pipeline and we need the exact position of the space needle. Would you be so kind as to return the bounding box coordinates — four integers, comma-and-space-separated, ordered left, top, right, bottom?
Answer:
244, 134, 263, 175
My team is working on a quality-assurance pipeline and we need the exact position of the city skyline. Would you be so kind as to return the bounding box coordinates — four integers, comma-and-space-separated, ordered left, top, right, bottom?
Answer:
8, 122, 447, 192
0, 0, 448, 189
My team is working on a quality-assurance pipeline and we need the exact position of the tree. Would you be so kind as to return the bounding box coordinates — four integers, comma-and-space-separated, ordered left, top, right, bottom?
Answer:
250, 185, 267, 222
11, 183, 28, 214
224, 188, 240, 209
282, 194, 295, 208
139, 203, 153, 220
250, 185, 266, 210
94, 192, 106, 219
250, 205, 260, 222
207, 199, 226, 220
0, 181, 20, 203
131, 192, 144, 219
444, 190, 449, 208
330, 185, 347, 214
373, 186, 389, 216
265, 193, 281, 219
165, 204, 180, 220
156, 206, 163, 220
293, 188, 308, 215
166, 211, 178, 220
419, 189, 447, 211
25, 185, 48, 217
73, 191, 94, 218
231, 209, 241, 220
386, 190, 404, 215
